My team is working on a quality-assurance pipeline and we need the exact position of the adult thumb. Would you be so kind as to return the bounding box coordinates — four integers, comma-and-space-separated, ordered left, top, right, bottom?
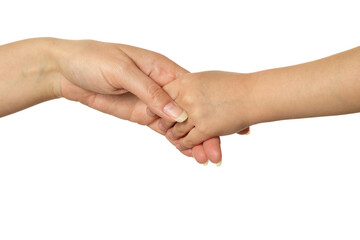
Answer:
123, 64, 188, 122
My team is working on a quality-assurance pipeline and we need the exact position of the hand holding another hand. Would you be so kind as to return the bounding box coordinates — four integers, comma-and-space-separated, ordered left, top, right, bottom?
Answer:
2, 38, 358, 166
162, 71, 253, 157
0, 38, 252, 165
50, 39, 223, 163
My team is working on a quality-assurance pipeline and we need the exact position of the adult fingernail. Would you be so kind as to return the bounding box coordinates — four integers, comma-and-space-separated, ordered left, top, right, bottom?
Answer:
163, 102, 188, 122
203, 160, 209, 166
216, 161, 222, 167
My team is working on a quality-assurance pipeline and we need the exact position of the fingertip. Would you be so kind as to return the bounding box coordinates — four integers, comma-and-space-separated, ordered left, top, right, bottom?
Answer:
203, 137, 222, 164
209, 149, 222, 164
181, 149, 193, 157
192, 145, 208, 164
175, 111, 188, 123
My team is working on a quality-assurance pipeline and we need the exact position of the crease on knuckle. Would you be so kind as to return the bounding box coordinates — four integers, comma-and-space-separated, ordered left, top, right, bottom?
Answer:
182, 138, 194, 149
196, 122, 209, 136
163, 119, 175, 129
172, 129, 183, 138
147, 84, 165, 105
178, 93, 193, 107
84, 93, 99, 108
116, 60, 134, 75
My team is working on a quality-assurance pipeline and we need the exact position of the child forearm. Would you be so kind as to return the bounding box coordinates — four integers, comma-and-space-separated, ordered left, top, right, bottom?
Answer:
0, 38, 60, 117
248, 47, 360, 125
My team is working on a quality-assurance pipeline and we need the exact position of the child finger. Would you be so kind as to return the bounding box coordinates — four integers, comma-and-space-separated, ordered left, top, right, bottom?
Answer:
203, 137, 222, 164
166, 120, 194, 140
192, 145, 209, 164
158, 118, 176, 133
178, 128, 209, 150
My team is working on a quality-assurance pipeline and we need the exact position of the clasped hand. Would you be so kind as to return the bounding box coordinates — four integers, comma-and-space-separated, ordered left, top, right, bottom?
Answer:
0, 38, 247, 165
3, 38, 357, 165
55, 40, 242, 165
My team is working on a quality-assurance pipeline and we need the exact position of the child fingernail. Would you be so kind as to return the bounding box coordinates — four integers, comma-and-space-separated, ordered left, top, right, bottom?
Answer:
163, 102, 188, 122
146, 107, 156, 117
167, 130, 175, 139
216, 161, 222, 167
159, 122, 166, 132
203, 160, 209, 166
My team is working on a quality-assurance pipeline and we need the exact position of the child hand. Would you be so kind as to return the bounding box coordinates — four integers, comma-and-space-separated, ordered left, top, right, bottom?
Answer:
163, 71, 253, 151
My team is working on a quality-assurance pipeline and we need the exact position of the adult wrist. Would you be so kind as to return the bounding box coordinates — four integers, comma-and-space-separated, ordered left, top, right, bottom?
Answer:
38, 37, 70, 99
17, 38, 64, 101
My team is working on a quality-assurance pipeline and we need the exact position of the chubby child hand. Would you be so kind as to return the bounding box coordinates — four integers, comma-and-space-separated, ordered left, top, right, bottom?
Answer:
163, 71, 252, 153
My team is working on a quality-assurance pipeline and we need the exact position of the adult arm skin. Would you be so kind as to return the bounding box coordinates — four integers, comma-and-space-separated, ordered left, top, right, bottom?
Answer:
0, 38, 188, 121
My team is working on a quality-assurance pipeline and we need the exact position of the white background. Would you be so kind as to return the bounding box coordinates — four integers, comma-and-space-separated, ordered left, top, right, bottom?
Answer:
1, 0, 360, 239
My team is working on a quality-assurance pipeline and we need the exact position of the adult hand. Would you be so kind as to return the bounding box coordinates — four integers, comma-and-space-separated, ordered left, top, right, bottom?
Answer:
51, 39, 222, 163
54, 39, 187, 122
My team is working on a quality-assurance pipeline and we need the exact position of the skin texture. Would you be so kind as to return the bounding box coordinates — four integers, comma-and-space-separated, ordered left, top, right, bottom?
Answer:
165, 47, 360, 150
2, 38, 358, 164
0, 38, 222, 163
163, 71, 253, 151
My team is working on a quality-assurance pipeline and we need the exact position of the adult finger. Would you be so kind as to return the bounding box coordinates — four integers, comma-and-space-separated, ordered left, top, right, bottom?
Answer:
63, 81, 158, 126
192, 145, 208, 164
203, 137, 222, 164
121, 64, 188, 122
119, 44, 189, 86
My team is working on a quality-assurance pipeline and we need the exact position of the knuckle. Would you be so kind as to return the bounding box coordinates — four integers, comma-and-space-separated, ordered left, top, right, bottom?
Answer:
161, 119, 174, 129
182, 138, 194, 148
118, 60, 133, 73
147, 84, 165, 102
172, 131, 180, 138
178, 93, 193, 107
196, 122, 210, 136
113, 59, 133, 75
173, 127, 184, 137
83, 93, 98, 108
165, 121, 175, 129
178, 79, 191, 92
133, 112, 153, 126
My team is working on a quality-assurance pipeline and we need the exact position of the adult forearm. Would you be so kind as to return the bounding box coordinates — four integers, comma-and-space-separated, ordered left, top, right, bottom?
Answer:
248, 47, 360, 125
0, 38, 60, 117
